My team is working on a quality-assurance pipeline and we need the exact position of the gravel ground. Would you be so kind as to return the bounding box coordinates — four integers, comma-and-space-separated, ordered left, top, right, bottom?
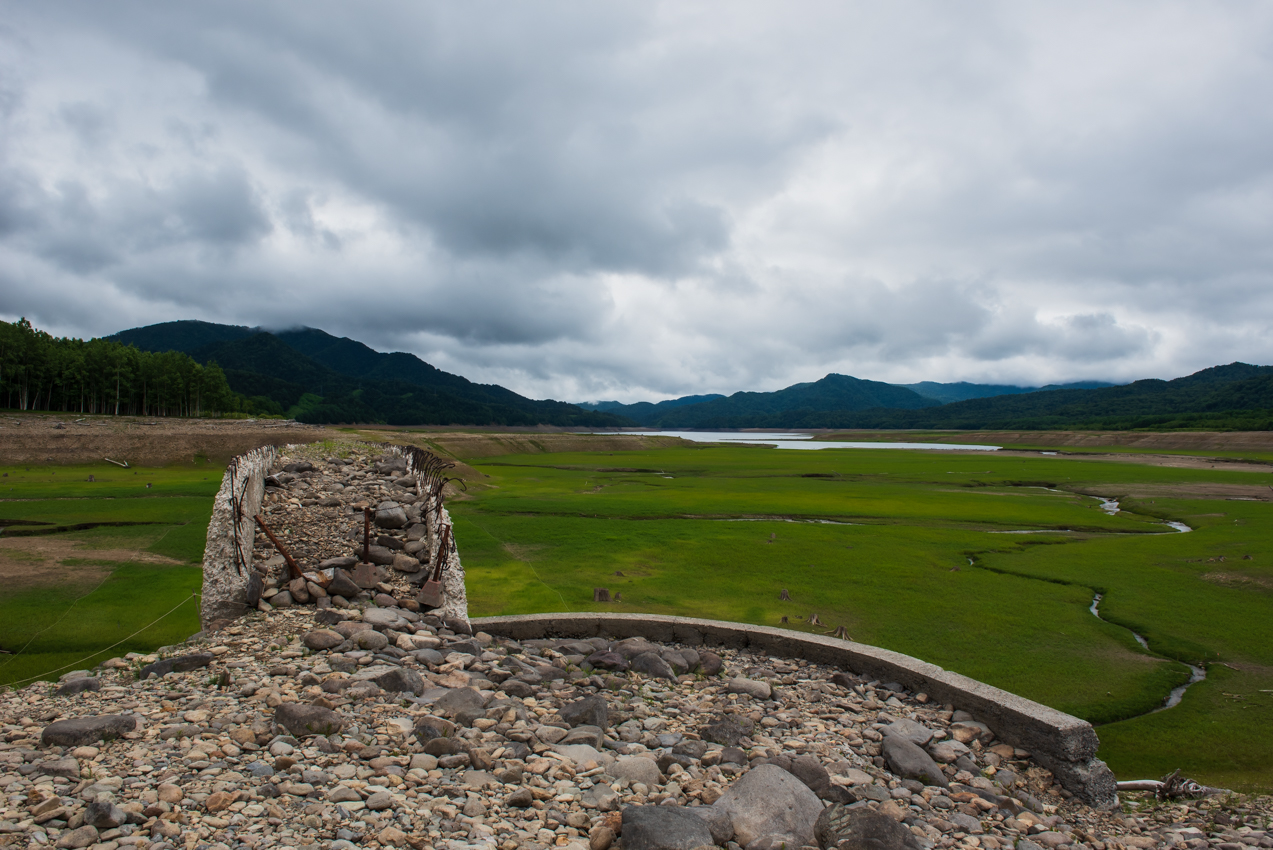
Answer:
2, 603, 1271, 850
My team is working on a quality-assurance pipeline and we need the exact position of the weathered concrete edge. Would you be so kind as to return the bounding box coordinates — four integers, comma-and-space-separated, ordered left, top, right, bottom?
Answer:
471, 612, 1117, 808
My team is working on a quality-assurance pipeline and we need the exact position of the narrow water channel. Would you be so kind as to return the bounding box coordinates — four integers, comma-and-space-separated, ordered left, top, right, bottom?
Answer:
1088, 592, 1206, 712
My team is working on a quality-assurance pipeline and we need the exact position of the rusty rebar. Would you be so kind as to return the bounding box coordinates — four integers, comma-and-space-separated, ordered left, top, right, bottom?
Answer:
253, 514, 301, 580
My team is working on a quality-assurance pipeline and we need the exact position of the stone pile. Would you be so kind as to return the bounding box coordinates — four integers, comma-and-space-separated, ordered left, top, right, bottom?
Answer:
4, 600, 1271, 850
211, 445, 468, 628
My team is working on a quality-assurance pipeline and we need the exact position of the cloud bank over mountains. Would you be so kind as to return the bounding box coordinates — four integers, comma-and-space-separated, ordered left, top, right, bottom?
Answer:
2, 2, 1271, 402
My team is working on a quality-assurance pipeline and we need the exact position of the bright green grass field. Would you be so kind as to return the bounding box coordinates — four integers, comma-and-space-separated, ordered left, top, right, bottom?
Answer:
0, 461, 217, 688
450, 444, 1273, 791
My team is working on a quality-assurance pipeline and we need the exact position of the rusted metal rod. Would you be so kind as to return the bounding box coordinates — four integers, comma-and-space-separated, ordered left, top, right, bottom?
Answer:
253, 515, 302, 580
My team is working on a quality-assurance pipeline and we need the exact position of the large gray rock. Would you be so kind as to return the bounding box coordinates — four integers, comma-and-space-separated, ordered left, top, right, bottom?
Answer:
354, 630, 390, 651
364, 545, 397, 566
713, 763, 823, 848
559, 695, 608, 729
814, 803, 924, 850
928, 739, 971, 764
326, 569, 361, 599
584, 650, 628, 671
275, 703, 344, 738
83, 800, 126, 829
698, 650, 724, 676
727, 676, 772, 700
629, 651, 677, 680
435, 687, 488, 717
375, 503, 409, 529
53, 825, 98, 849
302, 629, 343, 650
38, 757, 80, 778
608, 756, 662, 786
561, 725, 604, 748
57, 677, 102, 696
554, 743, 613, 769
701, 716, 752, 747
882, 735, 948, 788
41, 715, 138, 747
358, 666, 425, 695
884, 718, 935, 747
946, 812, 983, 834
139, 653, 214, 679
613, 637, 660, 659
621, 805, 714, 850
362, 607, 407, 629
391, 553, 422, 573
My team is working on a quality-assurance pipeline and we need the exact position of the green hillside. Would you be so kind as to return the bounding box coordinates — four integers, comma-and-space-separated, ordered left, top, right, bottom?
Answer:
110, 321, 628, 427
651, 373, 938, 428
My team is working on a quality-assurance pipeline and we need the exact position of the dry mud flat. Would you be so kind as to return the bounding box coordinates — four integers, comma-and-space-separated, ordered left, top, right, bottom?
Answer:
0, 417, 333, 467
3, 605, 1272, 850
913, 432, 1273, 455
0, 538, 183, 592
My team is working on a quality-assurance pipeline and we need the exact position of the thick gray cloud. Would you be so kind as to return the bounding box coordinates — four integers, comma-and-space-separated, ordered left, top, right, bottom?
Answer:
2, 1, 1272, 403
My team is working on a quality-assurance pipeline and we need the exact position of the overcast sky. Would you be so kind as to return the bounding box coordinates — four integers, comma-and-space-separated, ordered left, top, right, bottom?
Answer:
2, 2, 1272, 402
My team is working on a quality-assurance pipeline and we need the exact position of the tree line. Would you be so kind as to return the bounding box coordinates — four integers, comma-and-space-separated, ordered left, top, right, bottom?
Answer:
0, 318, 268, 417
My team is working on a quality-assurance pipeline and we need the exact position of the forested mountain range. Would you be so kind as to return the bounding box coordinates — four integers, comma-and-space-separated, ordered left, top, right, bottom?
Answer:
897, 379, 1116, 404
7, 316, 1269, 430
109, 321, 625, 426
580, 379, 1117, 424
601, 363, 1273, 430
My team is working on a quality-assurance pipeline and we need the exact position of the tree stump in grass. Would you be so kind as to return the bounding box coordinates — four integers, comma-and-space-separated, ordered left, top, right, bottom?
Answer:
807, 613, 823, 626
779, 588, 791, 601
593, 588, 611, 602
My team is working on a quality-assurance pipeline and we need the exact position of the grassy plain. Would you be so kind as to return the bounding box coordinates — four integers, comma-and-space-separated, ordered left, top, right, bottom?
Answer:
445, 443, 1273, 790
0, 461, 218, 688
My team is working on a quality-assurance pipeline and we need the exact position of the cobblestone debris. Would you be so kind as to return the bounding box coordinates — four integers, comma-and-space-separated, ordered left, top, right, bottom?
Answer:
4, 603, 1270, 850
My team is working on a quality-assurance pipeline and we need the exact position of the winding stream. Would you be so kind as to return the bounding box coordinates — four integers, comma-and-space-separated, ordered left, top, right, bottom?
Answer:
975, 494, 1204, 716
1088, 592, 1206, 712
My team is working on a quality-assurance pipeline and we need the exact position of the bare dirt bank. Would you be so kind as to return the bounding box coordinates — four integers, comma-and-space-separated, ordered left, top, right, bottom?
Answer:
367, 429, 688, 460
888, 430, 1273, 453
0, 413, 335, 466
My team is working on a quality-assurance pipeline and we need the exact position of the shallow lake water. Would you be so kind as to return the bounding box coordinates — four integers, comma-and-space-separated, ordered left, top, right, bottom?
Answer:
584, 430, 1001, 451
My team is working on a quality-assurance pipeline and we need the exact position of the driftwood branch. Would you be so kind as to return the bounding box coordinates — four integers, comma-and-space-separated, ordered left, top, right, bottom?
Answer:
1116, 770, 1229, 800
103, 457, 129, 468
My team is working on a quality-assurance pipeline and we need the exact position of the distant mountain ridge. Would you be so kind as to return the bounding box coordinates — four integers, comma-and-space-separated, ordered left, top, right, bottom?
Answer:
706, 363, 1273, 431
899, 380, 1116, 404
578, 375, 939, 427
110, 322, 1273, 431
109, 321, 625, 427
